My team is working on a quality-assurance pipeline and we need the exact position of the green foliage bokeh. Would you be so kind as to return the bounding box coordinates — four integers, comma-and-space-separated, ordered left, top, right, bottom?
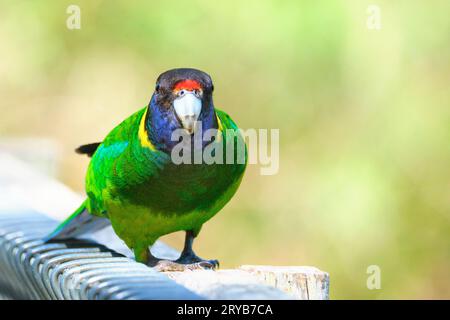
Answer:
1, 0, 449, 299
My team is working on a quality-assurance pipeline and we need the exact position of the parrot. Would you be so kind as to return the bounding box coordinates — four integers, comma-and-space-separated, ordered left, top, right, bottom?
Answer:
46, 68, 247, 271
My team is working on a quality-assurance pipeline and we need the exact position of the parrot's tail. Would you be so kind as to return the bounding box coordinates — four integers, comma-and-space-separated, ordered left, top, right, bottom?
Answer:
44, 201, 110, 242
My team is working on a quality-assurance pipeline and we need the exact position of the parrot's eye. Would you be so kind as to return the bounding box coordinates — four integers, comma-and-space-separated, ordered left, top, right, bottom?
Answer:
155, 84, 160, 93
193, 89, 203, 98
178, 90, 187, 97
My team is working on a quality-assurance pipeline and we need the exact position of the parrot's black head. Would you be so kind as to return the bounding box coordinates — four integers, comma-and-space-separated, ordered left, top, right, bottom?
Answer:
145, 68, 218, 152
155, 68, 214, 97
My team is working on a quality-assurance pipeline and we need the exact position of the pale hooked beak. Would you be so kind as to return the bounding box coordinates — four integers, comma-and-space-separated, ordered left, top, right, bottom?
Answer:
173, 92, 202, 134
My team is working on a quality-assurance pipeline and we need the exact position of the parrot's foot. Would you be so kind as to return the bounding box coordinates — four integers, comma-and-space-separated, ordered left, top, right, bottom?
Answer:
176, 252, 219, 269
177, 252, 212, 263
153, 259, 219, 272
147, 230, 220, 272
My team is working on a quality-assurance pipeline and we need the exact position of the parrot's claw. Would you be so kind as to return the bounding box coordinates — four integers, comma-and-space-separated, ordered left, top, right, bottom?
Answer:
153, 259, 219, 272
176, 253, 219, 269
197, 259, 220, 270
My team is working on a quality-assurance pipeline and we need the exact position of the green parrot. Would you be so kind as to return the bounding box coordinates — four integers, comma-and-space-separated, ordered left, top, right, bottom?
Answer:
46, 68, 247, 271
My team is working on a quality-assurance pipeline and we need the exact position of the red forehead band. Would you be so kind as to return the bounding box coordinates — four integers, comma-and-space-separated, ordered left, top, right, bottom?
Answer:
173, 79, 202, 91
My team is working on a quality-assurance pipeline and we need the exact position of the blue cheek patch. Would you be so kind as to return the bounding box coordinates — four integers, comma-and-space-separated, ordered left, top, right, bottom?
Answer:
147, 96, 217, 152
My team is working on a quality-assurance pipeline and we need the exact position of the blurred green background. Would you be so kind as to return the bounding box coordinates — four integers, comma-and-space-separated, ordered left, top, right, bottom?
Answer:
1, 0, 449, 299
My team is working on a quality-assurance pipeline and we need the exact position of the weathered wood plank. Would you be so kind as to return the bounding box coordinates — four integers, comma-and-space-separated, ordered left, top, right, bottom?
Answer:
240, 265, 329, 300
166, 269, 293, 299
166, 266, 329, 300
